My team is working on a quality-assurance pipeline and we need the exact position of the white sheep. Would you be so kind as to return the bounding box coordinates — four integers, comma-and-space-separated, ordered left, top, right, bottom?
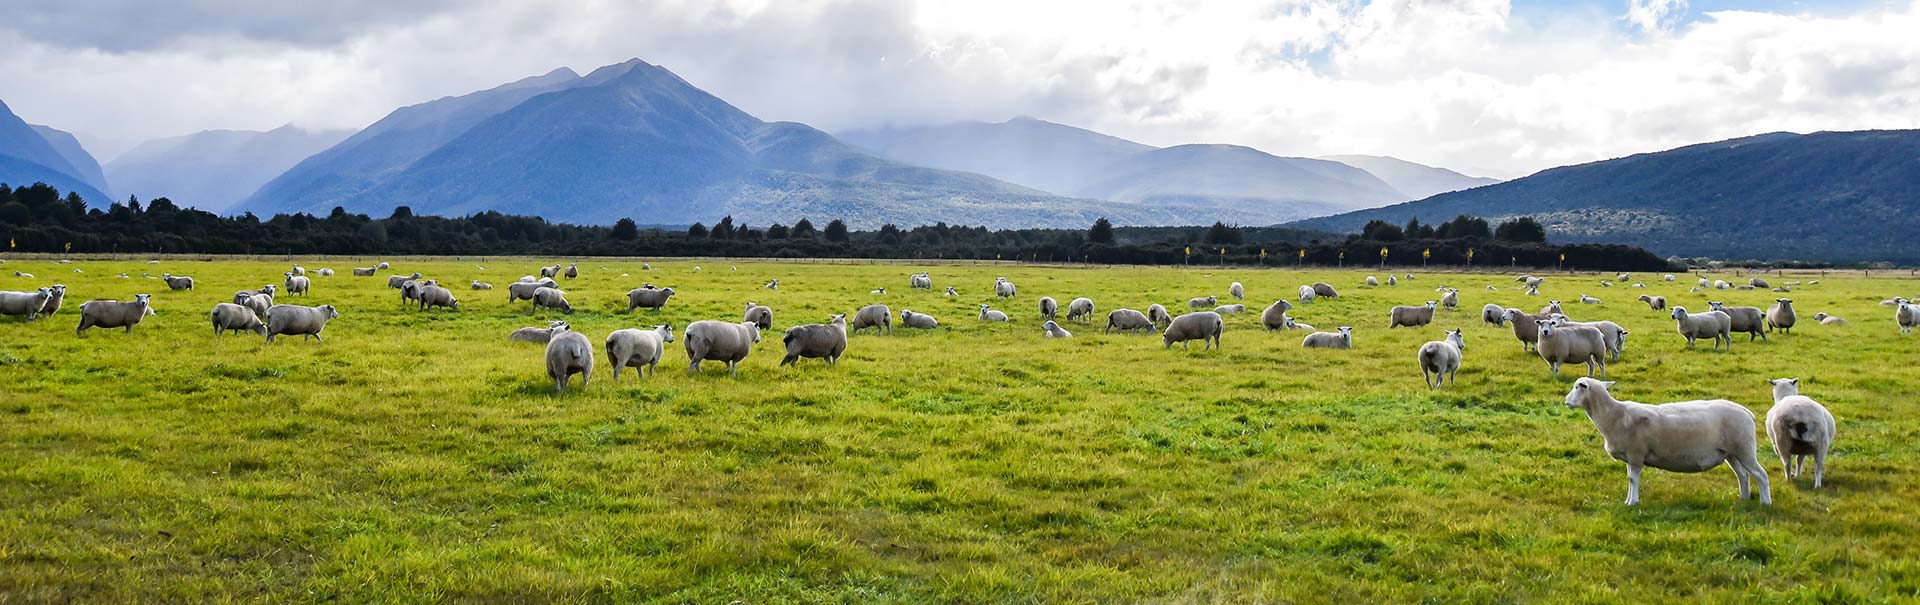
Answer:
471, 280, 493, 290
1551, 315, 1629, 361
1388, 275, 1399, 287
1709, 301, 1767, 342
1213, 303, 1246, 315
540, 264, 562, 279
1312, 282, 1339, 299
1147, 303, 1172, 328
606, 324, 675, 380
1388, 302, 1438, 329
851, 304, 892, 334
1038, 296, 1058, 322
417, 284, 459, 311
1366, 276, 1379, 286
1897, 301, 1918, 335
1189, 295, 1218, 308
352, 267, 376, 277
995, 278, 1017, 298
0, 288, 53, 321
1540, 300, 1563, 315
545, 326, 594, 391
782, 314, 849, 366
1440, 288, 1459, 310
37, 284, 65, 317
1504, 308, 1547, 352
901, 309, 939, 329
1229, 281, 1245, 301
264, 304, 338, 344
532, 287, 573, 314
317, 268, 334, 276
625, 286, 675, 312
1617, 273, 1630, 282
1664, 274, 1676, 282
388, 273, 422, 289
1765, 378, 1835, 488
289, 264, 306, 276
1260, 300, 1293, 331
765, 279, 779, 290
1579, 294, 1601, 304
743, 302, 773, 329
1297, 285, 1316, 304
1041, 320, 1073, 339
1811, 312, 1847, 326
1765, 299, 1797, 334
1416, 329, 1465, 389
1536, 319, 1607, 377
685, 320, 761, 377
909, 273, 932, 289
209, 302, 265, 335
1105, 308, 1153, 333
1302, 326, 1353, 349
1066, 297, 1095, 323
943, 286, 957, 296
238, 293, 272, 318
376, 262, 390, 270
76, 294, 154, 335
161, 273, 195, 291
870, 287, 887, 295
1563, 378, 1771, 506
1638, 295, 1666, 311
1749, 277, 1769, 288
1162, 311, 1223, 350
1481, 303, 1507, 327
978, 304, 1009, 322
509, 321, 569, 343
284, 274, 311, 297
1671, 306, 1732, 350
564, 263, 578, 279
1287, 318, 1314, 331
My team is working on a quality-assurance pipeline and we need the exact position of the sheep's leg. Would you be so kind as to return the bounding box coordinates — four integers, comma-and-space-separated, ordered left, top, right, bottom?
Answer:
1731, 460, 1751, 499
1746, 458, 1772, 504
728, 361, 738, 379
1625, 462, 1641, 505
1779, 451, 1795, 478
1812, 449, 1826, 488
1423, 368, 1433, 389
1448, 368, 1456, 386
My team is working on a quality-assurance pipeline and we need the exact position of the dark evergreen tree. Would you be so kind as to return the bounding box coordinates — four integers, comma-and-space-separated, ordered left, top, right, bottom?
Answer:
825, 219, 849, 242
1088, 217, 1115, 244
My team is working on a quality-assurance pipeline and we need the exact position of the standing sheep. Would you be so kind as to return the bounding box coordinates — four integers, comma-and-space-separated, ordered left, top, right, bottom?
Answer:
352, 267, 376, 277
1389, 275, 1399, 287
532, 287, 573, 314
743, 302, 773, 329
376, 262, 390, 270
1, 288, 54, 321
625, 287, 676, 312
545, 326, 593, 391
1536, 320, 1608, 377
1066, 297, 1095, 323
1366, 276, 1379, 286
1562, 378, 1771, 506
782, 315, 849, 366
1162, 311, 1223, 350
161, 273, 195, 291
1766, 299, 1797, 334
1388, 302, 1439, 329
238, 293, 272, 317
1440, 288, 1459, 310
285, 273, 311, 297
1671, 306, 1733, 350
1038, 296, 1058, 322
37, 284, 66, 317
909, 273, 932, 289
1229, 282, 1245, 301
1504, 308, 1548, 352
1638, 295, 1666, 311
1041, 320, 1072, 339
1899, 301, 1919, 335
418, 284, 459, 311
1260, 300, 1294, 331
995, 278, 1017, 298
209, 302, 265, 335
1189, 295, 1218, 309
1298, 285, 1316, 304
1709, 301, 1768, 342
540, 264, 562, 279
1147, 304, 1172, 329
509, 321, 569, 343
388, 273, 421, 289
1765, 378, 1836, 488
316, 268, 334, 277
1552, 316, 1629, 361
75, 295, 154, 335
978, 304, 1009, 322
685, 320, 761, 377
1302, 326, 1353, 349
1105, 308, 1153, 333
1312, 282, 1339, 299
1416, 329, 1465, 388
564, 263, 578, 279
1481, 303, 1507, 327
289, 264, 306, 276
850, 304, 892, 334
264, 304, 339, 344
606, 324, 674, 380
900, 309, 940, 329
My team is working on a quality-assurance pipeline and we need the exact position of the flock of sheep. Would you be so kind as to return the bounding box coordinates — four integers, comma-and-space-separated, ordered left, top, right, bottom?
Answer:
3, 261, 1910, 508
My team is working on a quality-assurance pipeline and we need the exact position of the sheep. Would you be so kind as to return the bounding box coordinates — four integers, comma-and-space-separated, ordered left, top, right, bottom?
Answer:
1698, 277, 1711, 288
901, 309, 939, 329
1260, 300, 1294, 330
1632, 282, 1646, 288
289, 264, 306, 276
209, 302, 266, 335
1229, 281, 1245, 301
1524, 285, 1539, 296
851, 304, 892, 334
1709, 301, 1768, 342
388, 272, 422, 289
36, 284, 66, 317
1664, 274, 1676, 282
161, 273, 195, 291
1041, 320, 1072, 338
376, 262, 390, 270
10, 272, 29, 278
625, 286, 676, 312
1312, 282, 1339, 299
1600, 281, 1613, 288
1540, 300, 1563, 315
1515, 275, 1534, 283
1147, 303, 1172, 328
642, 263, 652, 270
943, 286, 957, 296
1671, 306, 1732, 351
564, 263, 578, 279
1714, 280, 1731, 290
910, 273, 932, 289
0, 288, 54, 321
540, 264, 562, 279
471, 280, 493, 290
1765, 299, 1797, 334
781, 315, 848, 366
1214, 303, 1246, 315
736, 301, 774, 330
1366, 276, 1379, 286
1416, 329, 1465, 389
1105, 308, 1153, 333
519, 275, 539, 283
1504, 308, 1549, 352
1038, 296, 1058, 322
1189, 295, 1219, 308
1066, 297, 1095, 323
870, 288, 887, 295
1388, 302, 1439, 329
1735, 285, 1755, 291
73, 295, 155, 335
978, 304, 1009, 322
1524, 276, 1544, 289
1764, 378, 1836, 488
509, 321, 569, 343
1481, 303, 1508, 327
606, 324, 674, 380
264, 304, 338, 344
316, 268, 334, 277
684, 319, 761, 377
1563, 378, 1771, 506
1302, 326, 1353, 349
1579, 294, 1601, 304
1551, 315, 1629, 361
506, 281, 549, 307
544, 326, 593, 391
1287, 318, 1314, 331
1403, 273, 1415, 280
1638, 295, 1666, 311
1617, 273, 1630, 282
352, 267, 376, 277
1440, 288, 1459, 310
1899, 301, 1919, 335
1388, 275, 1399, 287
1297, 286, 1316, 304
1811, 312, 1847, 326
1162, 311, 1223, 350
1749, 277, 1770, 288
285, 273, 311, 297
995, 279, 1017, 298
399, 279, 426, 306
532, 287, 573, 314
765, 279, 779, 290
418, 284, 459, 311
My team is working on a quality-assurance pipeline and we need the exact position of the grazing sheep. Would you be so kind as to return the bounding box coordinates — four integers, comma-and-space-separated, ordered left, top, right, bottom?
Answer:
377, 262, 390, 270
909, 273, 932, 289
684, 320, 761, 377
388, 273, 422, 289
352, 267, 376, 277
1439, 288, 1459, 310
508, 281, 547, 306
1388, 275, 1399, 287
0, 288, 54, 321
1482, 303, 1508, 327
1709, 301, 1768, 342
1812, 312, 1847, 326
1366, 276, 1379, 286
545, 327, 594, 391
1105, 308, 1153, 333
238, 293, 272, 318
1147, 303, 1172, 328
743, 302, 773, 329
1536, 320, 1608, 377
75, 295, 155, 335
540, 264, 562, 279
1260, 300, 1294, 331
995, 278, 1017, 298
564, 263, 578, 279
1303, 326, 1353, 349
400, 279, 426, 305
1214, 303, 1246, 315
901, 309, 940, 329
161, 273, 195, 291
1042, 320, 1072, 338
316, 268, 334, 277
1189, 295, 1218, 308
532, 287, 573, 314
1671, 306, 1733, 351
1765, 299, 1797, 334
1750, 277, 1770, 288
285, 273, 311, 297
1312, 282, 1339, 299
1388, 302, 1439, 329
606, 324, 674, 380
1899, 302, 1919, 335
1067, 297, 1095, 323
625, 286, 676, 312
1162, 311, 1223, 350
1563, 378, 1771, 506
781, 315, 849, 366
36, 284, 66, 316
1417, 329, 1465, 388
1552, 315, 1629, 361
1039, 296, 1058, 322
264, 304, 338, 344
851, 304, 892, 334
1229, 281, 1245, 301
209, 302, 266, 335
471, 280, 493, 290
1765, 378, 1836, 488
1638, 295, 1666, 311
978, 304, 1009, 322
1504, 308, 1549, 352
944, 286, 957, 296
1579, 294, 1601, 304
509, 321, 570, 343
418, 284, 459, 311
1297, 285, 1316, 304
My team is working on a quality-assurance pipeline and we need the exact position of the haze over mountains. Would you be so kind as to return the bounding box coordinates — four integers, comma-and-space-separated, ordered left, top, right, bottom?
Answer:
0, 99, 109, 204
107, 125, 352, 213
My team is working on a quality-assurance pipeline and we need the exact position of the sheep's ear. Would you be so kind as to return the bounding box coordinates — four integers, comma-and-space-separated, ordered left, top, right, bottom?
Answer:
1790, 378, 1799, 385
1601, 381, 1616, 389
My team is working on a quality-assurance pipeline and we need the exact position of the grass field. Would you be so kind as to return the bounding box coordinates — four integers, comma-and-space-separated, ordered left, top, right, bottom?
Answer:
3, 257, 1918, 603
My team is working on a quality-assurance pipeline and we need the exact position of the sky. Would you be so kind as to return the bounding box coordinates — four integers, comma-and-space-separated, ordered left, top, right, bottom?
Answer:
2, 0, 1916, 178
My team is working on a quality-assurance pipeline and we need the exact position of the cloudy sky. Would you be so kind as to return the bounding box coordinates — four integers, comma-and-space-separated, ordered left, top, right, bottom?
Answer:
2, 0, 1915, 177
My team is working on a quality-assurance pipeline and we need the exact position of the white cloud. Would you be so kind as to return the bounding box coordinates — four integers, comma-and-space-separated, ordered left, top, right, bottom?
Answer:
1627, 0, 1690, 33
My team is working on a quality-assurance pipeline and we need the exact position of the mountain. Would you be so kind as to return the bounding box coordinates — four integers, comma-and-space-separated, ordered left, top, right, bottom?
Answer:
1291, 131, 1920, 263
239, 60, 1184, 228
106, 125, 352, 212
28, 124, 109, 196
839, 117, 1153, 196
0, 99, 109, 203
1318, 155, 1500, 201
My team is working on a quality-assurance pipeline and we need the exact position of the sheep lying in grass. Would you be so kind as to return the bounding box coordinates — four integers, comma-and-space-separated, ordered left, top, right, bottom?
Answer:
1041, 320, 1072, 339
1229, 281, 1244, 301
1287, 318, 1314, 331
1750, 277, 1770, 288
851, 304, 892, 334
901, 309, 939, 329
209, 302, 265, 335
1664, 274, 1676, 282
1709, 301, 1768, 342
1388, 302, 1438, 329
471, 280, 492, 290
1417, 329, 1465, 389
685, 320, 761, 377
0, 288, 53, 321
765, 279, 780, 290
743, 302, 773, 329
1482, 303, 1508, 327
76, 294, 154, 335
510, 321, 569, 343
377, 262, 390, 270
979, 304, 1008, 322
1067, 297, 1095, 323
1563, 378, 1770, 506
1162, 311, 1223, 350
1147, 303, 1172, 328
1579, 294, 1601, 304
1766, 299, 1797, 334
943, 286, 956, 296
1214, 303, 1246, 315
1038, 296, 1058, 322
545, 326, 593, 391
1537, 319, 1607, 377
1638, 295, 1666, 311
870, 288, 887, 295
1189, 295, 1218, 309
1766, 378, 1835, 488
1671, 306, 1733, 350
1105, 308, 1153, 333
782, 315, 849, 366
1261, 300, 1294, 331
1812, 312, 1847, 325
1303, 326, 1352, 349
626, 286, 675, 312
161, 273, 195, 291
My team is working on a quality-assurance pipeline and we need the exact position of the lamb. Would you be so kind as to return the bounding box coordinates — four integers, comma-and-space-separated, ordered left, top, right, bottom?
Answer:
1765, 378, 1836, 488
1416, 329, 1465, 389
605, 324, 674, 380
900, 309, 940, 329
238, 293, 272, 317
910, 273, 932, 289
37, 284, 66, 316
1563, 378, 1771, 506
352, 267, 376, 277
509, 321, 570, 343
1312, 282, 1339, 299
1287, 318, 1314, 331
1708, 301, 1768, 342
471, 280, 493, 290
1162, 311, 1223, 350
1105, 308, 1154, 333
1302, 326, 1353, 349
161, 273, 195, 291
1213, 303, 1246, 315
1189, 295, 1218, 308
1439, 288, 1459, 310
76, 296, 158, 335
532, 287, 573, 314
1038, 296, 1058, 322
0, 288, 54, 321
285, 273, 311, 297
851, 304, 892, 334
684, 320, 761, 377
1260, 300, 1294, 331
264, 304, 339, 344
1366, 276, 1379, 286
1638, 295, 1666, 311
1671, 306, 1733, 350
545, 326, 594, 391
781, 315, 848, 366
388, 272, 422, 289
1066, 297, 1095, 323
1297, 286, 1316, 304
1579, 294, 1601, 304
1765, 299, 1797, 334
743, 302, 773, 329
1041, 320, 1072, 338
209, 302, 266, 335
417, 284, 459, 311
625, 286, 676, 312
870, 288, 887, 295
978, 304, 1009, 322
1811, 312, 1847, 326
1388, 302, 1439, 329
1899, 301, 1919, 335
564, 263, 578, 279
1147, 303, 1172, 328
1504, 308, 1549, 352
1536, 319, 1608, 377
1482, 303, 1508, 327
1229, 281, 1245, 301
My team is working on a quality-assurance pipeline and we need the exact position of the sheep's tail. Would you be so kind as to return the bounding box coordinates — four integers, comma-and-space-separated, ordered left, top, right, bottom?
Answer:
1791, 421, 1811, 441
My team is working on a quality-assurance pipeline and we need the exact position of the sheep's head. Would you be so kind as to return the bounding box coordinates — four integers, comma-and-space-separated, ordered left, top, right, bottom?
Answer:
658, 324, 676, 342
321, 305, 339, 319
1565, 378, 1616, 409
1776, 298, 1792, 305
1670, 307, 1688, 320
1540, 321, 1558, 337
1708, 301, 1725, 310
1424, 301, 1437, 310
1768, 377, 1801, 400
747, 324, 762, 343
1446, 329, 1464, 349
1337, 326, 1353, 337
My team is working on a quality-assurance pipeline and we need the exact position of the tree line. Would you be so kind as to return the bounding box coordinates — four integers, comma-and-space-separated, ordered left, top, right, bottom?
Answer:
0, 181, 1675, 270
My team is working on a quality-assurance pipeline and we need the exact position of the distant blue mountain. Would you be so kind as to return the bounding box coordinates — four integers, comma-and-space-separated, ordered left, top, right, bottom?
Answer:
28, 123, 109, 196
107, 125, 352, 212
0, 99, 109, 203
